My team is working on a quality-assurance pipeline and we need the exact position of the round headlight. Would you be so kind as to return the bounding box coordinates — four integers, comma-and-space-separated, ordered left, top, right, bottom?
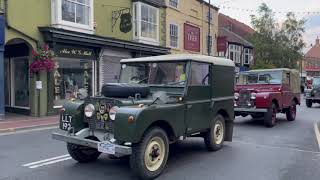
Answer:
84, 104, 95, 118
251, 93, 257, 99
234, 93, 239, 100
109, 106, 119, 121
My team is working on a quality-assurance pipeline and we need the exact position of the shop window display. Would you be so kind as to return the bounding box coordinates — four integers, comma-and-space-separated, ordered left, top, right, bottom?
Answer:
53, 58, 93, 107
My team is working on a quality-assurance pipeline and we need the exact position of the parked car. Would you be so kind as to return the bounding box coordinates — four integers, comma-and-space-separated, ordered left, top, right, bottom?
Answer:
52, 54, 235, 180
234, 68, 300, 127
305, 76, 320, 108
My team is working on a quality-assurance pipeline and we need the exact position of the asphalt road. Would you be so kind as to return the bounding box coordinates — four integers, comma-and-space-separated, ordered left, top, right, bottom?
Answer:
1, 98, 320, 180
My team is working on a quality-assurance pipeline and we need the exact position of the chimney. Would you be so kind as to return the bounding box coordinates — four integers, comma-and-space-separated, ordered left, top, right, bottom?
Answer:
316, 37, 320, 46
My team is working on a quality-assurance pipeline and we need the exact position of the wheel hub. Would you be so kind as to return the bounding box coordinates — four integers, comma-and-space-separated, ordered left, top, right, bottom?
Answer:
213, 120, 224, 145
144, 137, 166, 172
150, 146, 160, 161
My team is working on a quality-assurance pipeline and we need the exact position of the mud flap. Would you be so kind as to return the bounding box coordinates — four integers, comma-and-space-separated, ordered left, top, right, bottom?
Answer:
224, 120, 233, 142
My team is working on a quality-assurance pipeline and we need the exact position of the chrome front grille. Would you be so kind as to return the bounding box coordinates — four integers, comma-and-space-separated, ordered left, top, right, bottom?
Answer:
237, 90, 252, 107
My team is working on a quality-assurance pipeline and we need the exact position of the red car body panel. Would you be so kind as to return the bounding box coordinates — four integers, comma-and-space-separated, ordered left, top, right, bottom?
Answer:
235, 84, 300, 110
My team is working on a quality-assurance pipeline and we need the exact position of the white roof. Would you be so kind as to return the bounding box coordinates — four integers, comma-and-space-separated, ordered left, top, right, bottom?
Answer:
120, 54, 235, 67
247, 68, 299, 73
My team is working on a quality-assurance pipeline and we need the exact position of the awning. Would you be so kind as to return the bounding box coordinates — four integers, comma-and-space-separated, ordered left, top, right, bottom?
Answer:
39, 27, 170, 55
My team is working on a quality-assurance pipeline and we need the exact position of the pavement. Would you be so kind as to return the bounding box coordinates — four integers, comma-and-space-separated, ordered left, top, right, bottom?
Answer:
0, 115, 59, 133
0, 98, 320, 180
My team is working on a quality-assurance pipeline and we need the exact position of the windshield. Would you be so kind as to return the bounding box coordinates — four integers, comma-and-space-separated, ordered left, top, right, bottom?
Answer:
313, 78, 320, 87
119, 62, 187, 86
238, 71, 282, 85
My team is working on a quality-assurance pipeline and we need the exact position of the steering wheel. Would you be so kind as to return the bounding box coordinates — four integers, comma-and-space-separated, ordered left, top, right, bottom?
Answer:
130, 76, 139, 81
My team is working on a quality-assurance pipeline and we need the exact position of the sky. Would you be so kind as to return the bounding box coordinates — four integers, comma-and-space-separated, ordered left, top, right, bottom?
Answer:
210, 0, 320, 52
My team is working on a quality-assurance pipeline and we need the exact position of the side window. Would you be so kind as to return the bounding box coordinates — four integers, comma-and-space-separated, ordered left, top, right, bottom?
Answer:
283, 72, 290, 85
189, 62, 210, 86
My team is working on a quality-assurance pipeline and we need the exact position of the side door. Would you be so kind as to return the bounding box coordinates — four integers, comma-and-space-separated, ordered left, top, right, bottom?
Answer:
185, 62, 212, 134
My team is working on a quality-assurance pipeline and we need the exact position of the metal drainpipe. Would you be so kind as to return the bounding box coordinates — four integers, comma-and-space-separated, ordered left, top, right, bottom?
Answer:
207, 0, 211, 56
0, 15, 4, 120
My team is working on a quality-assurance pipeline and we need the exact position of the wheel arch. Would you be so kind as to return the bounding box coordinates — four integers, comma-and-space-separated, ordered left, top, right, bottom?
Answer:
271, 99, 280, 109
293, 97, 300, 105
146, 120, 176, 142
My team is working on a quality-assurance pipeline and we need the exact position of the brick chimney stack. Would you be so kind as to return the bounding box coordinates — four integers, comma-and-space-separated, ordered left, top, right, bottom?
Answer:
316, 36, 320, 47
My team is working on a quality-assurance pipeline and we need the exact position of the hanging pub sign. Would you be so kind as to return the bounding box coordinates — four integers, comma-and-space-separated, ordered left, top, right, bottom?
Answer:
184, 23, 200, 52
120, 13, 132, 33
54, 45, 96, 60
217, 37, 227, 52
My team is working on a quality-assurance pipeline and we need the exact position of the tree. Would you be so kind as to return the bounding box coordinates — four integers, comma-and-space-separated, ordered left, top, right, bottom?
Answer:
249, 3, 305, 69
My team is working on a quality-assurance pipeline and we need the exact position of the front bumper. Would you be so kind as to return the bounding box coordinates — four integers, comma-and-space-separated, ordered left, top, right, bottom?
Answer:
234, 107, 268, 113
305, 96, 320, 100
52, 132, 132, 155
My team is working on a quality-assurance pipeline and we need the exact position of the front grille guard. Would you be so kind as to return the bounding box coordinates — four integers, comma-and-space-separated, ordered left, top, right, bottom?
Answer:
84, 98, 118, 133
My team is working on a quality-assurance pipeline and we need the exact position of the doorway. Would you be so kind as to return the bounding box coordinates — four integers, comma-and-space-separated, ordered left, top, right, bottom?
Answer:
4, 40, 31, 115
5, 57, 30, 109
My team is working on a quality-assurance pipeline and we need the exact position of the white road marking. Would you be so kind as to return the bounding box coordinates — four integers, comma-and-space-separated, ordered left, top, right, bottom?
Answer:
0, 126, 57, 136
313, 122, 320, 151
23, 154, 71, 169
28, 157, 72, 169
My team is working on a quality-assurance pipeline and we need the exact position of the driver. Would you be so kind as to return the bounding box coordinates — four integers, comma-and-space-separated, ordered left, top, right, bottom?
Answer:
175, 64, 186, 82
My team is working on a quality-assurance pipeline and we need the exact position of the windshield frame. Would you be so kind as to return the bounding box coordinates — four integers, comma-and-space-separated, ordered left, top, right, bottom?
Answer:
118, 60, 191, 88
238, 70, 283, 85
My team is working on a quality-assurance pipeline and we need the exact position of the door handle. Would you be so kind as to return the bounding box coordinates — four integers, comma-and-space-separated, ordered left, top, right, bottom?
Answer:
210, 101, 215, 110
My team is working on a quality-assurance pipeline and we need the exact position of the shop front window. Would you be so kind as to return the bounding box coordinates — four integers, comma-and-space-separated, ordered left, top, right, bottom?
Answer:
53, 58, 93, 107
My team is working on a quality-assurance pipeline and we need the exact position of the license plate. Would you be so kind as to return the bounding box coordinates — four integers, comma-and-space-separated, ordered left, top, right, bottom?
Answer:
61, 115, 72, 131
98, 141, 115, 154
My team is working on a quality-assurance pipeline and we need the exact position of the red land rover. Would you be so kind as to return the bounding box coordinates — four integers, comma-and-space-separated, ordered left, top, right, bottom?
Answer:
234, 68, 300, 127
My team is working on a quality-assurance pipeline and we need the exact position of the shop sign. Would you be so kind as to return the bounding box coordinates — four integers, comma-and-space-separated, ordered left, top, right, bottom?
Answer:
54, 45, 95, 60
240, 66, 249, 72
184, 24, 200, 52
120, 13, 132, 33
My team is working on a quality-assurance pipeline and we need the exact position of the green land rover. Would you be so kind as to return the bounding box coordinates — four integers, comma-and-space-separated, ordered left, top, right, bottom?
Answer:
52, 54, 235, 179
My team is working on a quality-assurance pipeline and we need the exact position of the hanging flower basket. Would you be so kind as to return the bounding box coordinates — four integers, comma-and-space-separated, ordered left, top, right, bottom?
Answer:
30, 44, 55, 75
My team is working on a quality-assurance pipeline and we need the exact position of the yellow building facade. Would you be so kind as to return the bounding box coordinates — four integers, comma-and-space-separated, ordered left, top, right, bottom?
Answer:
165, 0, 219, 56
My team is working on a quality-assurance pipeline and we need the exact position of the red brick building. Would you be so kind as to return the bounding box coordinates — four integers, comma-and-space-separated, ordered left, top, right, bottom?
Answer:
303, 38, 320, 77
217, 13, 255, 72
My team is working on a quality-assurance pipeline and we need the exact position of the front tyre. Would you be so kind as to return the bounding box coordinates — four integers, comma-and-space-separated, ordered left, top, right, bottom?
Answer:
306, 99, 312, 108
130, 128, 169, 180
204, 115, 225, 151
264, 103, 277, 128
67, 143, 101, 163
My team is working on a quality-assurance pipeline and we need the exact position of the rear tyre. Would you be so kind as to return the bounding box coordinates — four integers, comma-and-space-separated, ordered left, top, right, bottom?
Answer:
130, 128, 169, 180
67, 143, 101, 163
264, 103, 277, 128
306, 99, 312, 108
286, 101, 297, 121
204, 115, 225, 151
